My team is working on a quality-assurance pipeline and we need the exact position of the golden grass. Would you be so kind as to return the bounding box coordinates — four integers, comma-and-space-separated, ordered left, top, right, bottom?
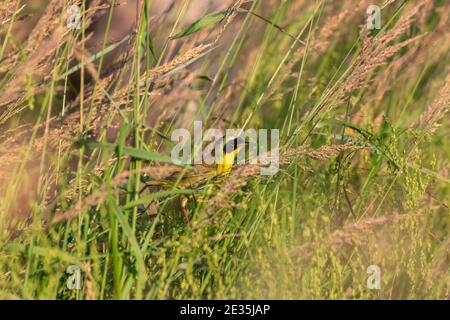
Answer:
0, 0, 448, 300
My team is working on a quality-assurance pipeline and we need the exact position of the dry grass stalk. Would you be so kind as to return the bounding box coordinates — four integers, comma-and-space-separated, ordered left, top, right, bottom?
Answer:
281, 143, 367, 163
316, 1, 426, 116
64, 0, 244, 133
267, 1, 368, 101
51, 142, 366, 224
147, 44, 213, 82
49, 165, 186, 224
357, 2, 450, 129
0, 1, 142, 204
0, 0, 111, 122
382, 0, 399, 9
84, 263, 96, 300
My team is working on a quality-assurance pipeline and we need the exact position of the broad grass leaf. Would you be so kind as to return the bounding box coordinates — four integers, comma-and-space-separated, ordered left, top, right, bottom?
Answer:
121, 146, 174, 163
170, 10, 229, 39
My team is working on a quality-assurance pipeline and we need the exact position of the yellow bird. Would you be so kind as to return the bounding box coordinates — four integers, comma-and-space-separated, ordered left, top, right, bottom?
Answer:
141, 137, 247, 223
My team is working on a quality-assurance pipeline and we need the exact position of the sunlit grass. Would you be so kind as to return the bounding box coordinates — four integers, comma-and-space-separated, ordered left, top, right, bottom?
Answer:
0, 0, 448, 300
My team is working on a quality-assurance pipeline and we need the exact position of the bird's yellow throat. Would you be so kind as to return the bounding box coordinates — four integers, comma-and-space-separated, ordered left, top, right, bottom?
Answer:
216, 146, 243, 175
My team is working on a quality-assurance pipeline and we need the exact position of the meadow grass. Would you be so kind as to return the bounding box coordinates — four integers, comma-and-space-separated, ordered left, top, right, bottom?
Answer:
0, 0, 448, 299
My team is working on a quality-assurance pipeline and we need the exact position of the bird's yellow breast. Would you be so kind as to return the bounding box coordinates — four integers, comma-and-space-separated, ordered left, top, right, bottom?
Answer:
216, 147, 241, 175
